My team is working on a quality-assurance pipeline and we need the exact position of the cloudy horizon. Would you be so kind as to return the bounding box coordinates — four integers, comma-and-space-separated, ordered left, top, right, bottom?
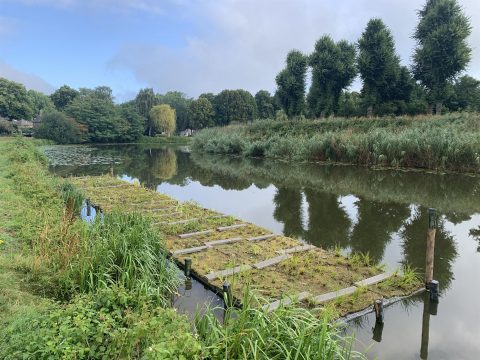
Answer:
1, 0, 479, 101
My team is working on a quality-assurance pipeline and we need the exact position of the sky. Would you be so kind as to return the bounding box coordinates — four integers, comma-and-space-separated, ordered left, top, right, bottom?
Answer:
0, 0, 479, 102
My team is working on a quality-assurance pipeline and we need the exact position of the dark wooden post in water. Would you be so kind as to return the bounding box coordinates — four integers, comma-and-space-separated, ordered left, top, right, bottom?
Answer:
184, 258, 192, 278
374, 299, 384, 324
420, 292, 431, 359
425, 208, 437, 286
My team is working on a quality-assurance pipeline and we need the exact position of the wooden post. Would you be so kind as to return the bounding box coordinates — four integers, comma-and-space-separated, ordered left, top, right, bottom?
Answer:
374, 299, 384, 324
86, 199, 91, 217
110, 166, 114, 177
420, 292, 431, 359
425, 208, 437, 286
184, 258, 192, 278
185, 277, 192, 291
372, 322, 384, 342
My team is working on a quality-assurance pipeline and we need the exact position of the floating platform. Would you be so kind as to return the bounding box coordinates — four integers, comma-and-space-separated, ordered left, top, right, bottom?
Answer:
72, 175, 421, 317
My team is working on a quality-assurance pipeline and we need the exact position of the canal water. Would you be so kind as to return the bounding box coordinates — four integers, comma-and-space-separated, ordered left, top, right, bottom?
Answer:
45, 144, 480, 360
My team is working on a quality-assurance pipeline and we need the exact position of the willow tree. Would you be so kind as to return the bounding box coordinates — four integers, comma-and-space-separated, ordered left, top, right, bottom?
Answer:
275, 50, 308, 117
413, 0, 472, 114
307, 36, 357, 117
149, 104, 176, 136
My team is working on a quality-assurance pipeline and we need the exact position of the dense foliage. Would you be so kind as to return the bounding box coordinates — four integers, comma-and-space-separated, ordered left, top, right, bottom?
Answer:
149, 104, 177, 136
0, 287, 201, 359
308, 36, 357, 117
0, 77, 35, 120
413, 0, 472, 113
34, 110, 84, 144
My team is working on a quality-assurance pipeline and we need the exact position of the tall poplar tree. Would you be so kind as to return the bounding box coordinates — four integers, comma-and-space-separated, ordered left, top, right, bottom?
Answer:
413, 0, 472, 114
275, 50, 308, 117
358, 18, 402, 116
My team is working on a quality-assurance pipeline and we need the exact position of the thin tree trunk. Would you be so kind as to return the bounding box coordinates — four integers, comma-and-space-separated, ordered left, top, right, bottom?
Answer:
427, 105, 433, 115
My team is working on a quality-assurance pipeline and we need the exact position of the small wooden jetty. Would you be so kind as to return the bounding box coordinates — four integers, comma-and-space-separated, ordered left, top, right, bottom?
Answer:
72, 175, 421, 316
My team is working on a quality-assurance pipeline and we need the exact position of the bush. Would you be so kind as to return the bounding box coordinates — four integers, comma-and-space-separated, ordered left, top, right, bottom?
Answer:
0, 287, 202, 359
34, 110, 83, 144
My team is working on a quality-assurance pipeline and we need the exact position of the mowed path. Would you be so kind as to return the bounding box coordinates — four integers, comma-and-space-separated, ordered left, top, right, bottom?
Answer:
71, 175, 421, 316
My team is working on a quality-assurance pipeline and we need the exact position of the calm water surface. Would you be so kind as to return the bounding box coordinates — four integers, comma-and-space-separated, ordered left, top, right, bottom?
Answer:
46, 144, 480, 360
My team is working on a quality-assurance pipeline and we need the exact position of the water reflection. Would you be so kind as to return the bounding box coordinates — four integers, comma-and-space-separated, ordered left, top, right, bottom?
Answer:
47, 144, 480, 360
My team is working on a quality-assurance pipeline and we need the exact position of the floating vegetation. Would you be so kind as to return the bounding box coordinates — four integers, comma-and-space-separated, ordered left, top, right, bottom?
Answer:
72, 175, 423, 317
43, 145, 123, 167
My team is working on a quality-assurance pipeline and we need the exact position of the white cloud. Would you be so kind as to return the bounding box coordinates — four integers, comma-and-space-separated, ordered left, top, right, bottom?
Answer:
109, 0, 480, 98
0, 59, 55, 94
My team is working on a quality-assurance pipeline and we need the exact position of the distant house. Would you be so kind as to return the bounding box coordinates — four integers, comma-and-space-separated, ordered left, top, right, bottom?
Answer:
179, 128, 194, 137
12, 119, 34, 128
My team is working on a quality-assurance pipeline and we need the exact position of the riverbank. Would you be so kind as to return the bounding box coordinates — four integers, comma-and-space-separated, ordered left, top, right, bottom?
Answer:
192, 113, 480, 174
0, 137, 368, 359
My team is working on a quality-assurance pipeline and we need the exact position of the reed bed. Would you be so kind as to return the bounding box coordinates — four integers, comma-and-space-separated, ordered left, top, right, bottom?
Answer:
192, 113, 480, 173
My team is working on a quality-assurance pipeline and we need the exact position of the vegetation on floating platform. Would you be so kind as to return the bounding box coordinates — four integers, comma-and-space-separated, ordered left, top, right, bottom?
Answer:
74, 174, 422, 317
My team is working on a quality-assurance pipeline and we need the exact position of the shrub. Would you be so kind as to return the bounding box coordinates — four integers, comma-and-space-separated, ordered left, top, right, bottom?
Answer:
0, 287, 202, 359
0, 118, 14, 134
34, 110, 84, 144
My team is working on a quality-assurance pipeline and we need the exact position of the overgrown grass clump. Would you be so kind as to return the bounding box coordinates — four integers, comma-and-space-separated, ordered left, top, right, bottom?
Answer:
196, 291, 365, 360
193, 113, 480, 173
66, 212, 179, 306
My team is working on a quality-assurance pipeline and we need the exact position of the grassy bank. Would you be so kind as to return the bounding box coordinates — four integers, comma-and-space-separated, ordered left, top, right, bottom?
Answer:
0, 137, 365, 359
192, 113, 480, 173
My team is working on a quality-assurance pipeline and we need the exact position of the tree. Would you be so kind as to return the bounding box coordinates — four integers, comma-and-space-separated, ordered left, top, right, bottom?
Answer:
0, 77, 34, 120
188, 97, 214, 130
307, 36, 357, 117
413, 0, 472, 114
214, 89, 257, 125
446, 75, 480, 112
50, 85, 79, 110
358, 18, 406, 116
337, 91, 362, 117
275, 50, 308, 117
66, 86, 136, 143
156, 91, 192, 132
27, 90, 54, 117
149, 104, 176, 136
34, 110, 83, 144
117, 102, 145, 141
135, 88, 156, 136
255, 90, 275, 119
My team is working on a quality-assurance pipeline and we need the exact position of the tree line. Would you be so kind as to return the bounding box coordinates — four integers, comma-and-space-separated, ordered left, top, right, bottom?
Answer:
1, 0, 479, 144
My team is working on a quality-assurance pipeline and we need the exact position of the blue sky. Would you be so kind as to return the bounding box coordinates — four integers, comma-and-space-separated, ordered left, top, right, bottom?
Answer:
1, 0, 479, 102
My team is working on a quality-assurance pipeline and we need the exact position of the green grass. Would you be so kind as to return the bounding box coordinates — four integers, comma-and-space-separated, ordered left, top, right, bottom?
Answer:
195, 288, 365, 360
192, 113, 480, 173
